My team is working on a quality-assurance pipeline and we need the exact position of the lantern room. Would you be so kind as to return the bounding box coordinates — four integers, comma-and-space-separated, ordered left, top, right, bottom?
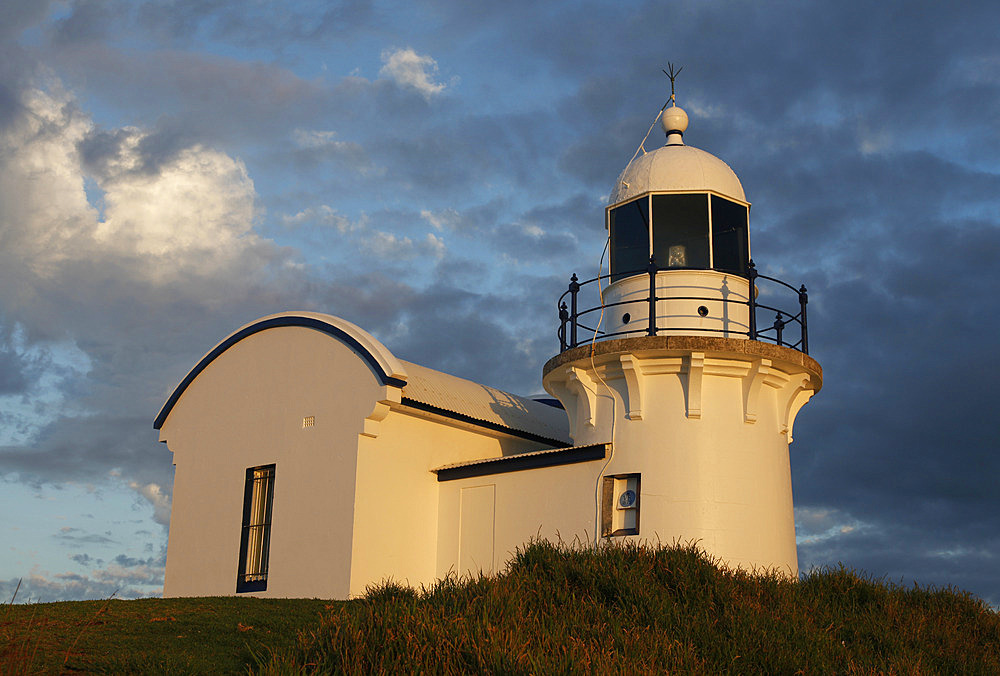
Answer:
607, 105, 750, 282
556, 102, 809, 353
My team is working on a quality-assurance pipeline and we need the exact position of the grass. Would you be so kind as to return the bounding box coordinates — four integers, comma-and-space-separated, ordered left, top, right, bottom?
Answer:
4, 541, 999, 674
1, 593, 330, 674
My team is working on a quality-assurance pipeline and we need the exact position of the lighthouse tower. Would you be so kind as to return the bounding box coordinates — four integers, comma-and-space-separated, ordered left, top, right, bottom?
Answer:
542, 96, 822, 575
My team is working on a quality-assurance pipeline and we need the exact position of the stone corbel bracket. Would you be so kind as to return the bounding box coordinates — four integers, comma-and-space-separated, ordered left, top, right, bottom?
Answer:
780, 374, 815, 444
362, 384, 402, 438
619, 354, 645, 420
566, 366, 598, 429
685, 352, 705, 419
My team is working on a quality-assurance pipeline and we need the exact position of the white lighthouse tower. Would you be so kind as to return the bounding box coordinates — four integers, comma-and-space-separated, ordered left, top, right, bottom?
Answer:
542, 88, 823, 575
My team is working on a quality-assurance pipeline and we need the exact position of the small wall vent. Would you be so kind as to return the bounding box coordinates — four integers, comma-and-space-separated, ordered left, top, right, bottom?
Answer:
302, 416, 315, 428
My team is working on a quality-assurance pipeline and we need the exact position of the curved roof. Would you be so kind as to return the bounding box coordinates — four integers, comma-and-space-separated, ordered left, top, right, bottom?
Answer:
609, 143, 746, 205
154, 312, 571, 444
153, 312, 407, 430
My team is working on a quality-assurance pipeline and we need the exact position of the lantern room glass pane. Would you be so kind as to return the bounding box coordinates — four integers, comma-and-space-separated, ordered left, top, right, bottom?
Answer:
710, 195, 749, 276
652, 194, 710, 269
609, 197, 649, 283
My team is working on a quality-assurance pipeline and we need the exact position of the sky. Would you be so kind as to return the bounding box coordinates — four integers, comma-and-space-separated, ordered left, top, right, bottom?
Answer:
1, 0, 998, 606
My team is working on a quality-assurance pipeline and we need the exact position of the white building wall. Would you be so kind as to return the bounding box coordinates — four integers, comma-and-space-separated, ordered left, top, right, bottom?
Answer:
435, 459, 605, 579
601, 270, 752, 340
348, 409, 549, 596
159, 326, 384, 598
543, 338, 820, 576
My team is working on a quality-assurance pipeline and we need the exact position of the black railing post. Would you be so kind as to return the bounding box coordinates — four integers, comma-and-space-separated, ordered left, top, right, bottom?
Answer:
647, 256, 658, 337
569, 274, 580, 348
748, 259, 758, 341
558, 302, 569, 352
773, 312, 785, 347
798, 284, 809, 355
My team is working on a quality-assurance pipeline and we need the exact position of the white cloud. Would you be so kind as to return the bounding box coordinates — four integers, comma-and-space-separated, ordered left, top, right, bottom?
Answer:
0, 82, 266, 281
423, 232, 446, 259
420, 208, 461, 230
379, 47, 448, 99
0, 86, 100, 275
795, 506, 871, 546
362, 229, 447, 261
2, 559, 164, 602
94, 138, 257, 259
365, 230, 414, 259
128, 481, 171, 527
282, 204, 353, 232
292, 128, 344, 149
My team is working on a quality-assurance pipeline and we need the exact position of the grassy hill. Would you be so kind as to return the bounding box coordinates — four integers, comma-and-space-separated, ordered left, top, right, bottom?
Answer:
4, 541, 998, 674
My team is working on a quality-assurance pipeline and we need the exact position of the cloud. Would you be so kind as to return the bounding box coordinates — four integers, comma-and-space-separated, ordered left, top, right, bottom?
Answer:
128, 481, 171, 527
0, 82, 267, 281
288, 128, 379, 175
292, 128, 345, 149
0, 85, 99, 274
379, 47, 448, 99
0, 76, 290, 489
1, 553, 164, 602
93, 135, 258, 260
54, 527, 117, 546
283, 205, 353, 232
361, 230, 446, 261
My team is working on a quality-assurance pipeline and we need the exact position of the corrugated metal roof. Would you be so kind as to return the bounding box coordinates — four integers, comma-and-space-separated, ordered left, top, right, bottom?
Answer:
433, 443, 611, 473
399, 360, 570, 444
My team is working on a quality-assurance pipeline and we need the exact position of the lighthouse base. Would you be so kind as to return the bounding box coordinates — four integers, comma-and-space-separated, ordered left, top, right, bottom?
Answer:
542, 336, 822, 576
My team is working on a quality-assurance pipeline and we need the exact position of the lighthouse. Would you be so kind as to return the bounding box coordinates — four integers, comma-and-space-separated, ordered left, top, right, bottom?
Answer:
541, 92, 822, 575
157, 78, 824, 599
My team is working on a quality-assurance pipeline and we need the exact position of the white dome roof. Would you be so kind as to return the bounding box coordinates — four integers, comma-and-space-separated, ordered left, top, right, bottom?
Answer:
609, 106, 746, 206
609, 143, 746, 205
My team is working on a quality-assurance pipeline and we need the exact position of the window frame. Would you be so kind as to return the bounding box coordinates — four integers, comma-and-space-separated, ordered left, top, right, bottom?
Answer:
236, 464, 275, 593
606, 191, 751, 279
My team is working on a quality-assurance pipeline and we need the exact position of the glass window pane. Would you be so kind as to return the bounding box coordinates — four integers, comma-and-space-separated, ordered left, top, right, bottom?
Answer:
652, 194, 710, 269
238, 464, 275, 590
710, 195, 749, 275
609, 198, 649, 283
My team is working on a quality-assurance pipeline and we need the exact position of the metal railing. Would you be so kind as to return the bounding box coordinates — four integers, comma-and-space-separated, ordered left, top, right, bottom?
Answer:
557, 259, 809, 354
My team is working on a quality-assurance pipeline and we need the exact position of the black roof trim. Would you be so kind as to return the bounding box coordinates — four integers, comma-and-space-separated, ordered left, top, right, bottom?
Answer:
398, 397, 570, 448
434, 443, 608, 482
153, 315, 406, 430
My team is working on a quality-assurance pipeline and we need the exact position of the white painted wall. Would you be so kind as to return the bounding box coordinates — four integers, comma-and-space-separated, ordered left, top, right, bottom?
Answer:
347, 409, 548, 596
435, 459, 605, 579
601, 269, 751, 340
159, 326, 382, 598
543, 336, 821, 576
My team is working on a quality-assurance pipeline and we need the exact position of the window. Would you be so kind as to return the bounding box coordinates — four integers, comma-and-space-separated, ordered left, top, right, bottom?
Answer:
710, 195, 749, 275
609, 192, 751, 281
652, 194, 710, 269
609, 197, 650, 283
236, 464, 275, 593
601, 473, 640, 537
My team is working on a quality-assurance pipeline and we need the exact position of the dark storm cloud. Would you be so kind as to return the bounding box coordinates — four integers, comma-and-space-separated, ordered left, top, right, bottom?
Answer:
0, 0, 54, 40
800, 525, 1000, 608
49, 0, 117, 46
2, 416, 166, 487
134, 0, 377, 47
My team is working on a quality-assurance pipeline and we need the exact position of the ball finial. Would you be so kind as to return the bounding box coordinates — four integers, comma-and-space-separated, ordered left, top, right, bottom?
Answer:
661, 106, 688, 144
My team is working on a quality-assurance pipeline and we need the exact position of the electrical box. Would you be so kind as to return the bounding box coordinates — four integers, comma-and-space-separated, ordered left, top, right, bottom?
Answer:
601, 473, 640, 536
